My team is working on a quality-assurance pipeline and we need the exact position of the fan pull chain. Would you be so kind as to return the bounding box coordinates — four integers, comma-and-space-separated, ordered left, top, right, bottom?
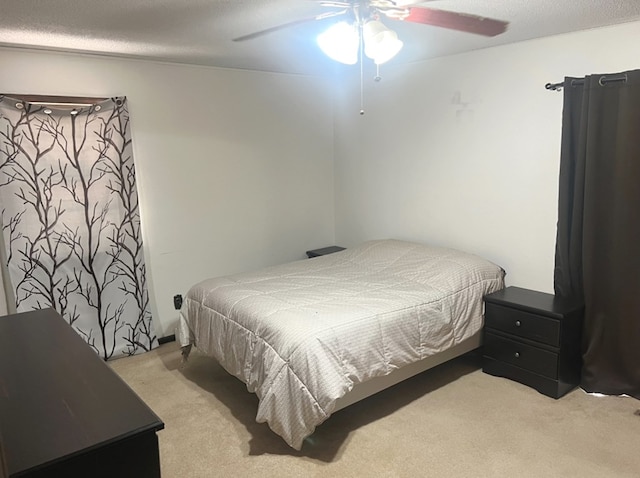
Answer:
375, 63, 382, 82
359, 23, 365, 116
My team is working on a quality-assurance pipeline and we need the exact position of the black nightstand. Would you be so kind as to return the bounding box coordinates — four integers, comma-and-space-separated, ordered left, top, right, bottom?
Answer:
482, 286, 584, 399
306, 246, 345, 258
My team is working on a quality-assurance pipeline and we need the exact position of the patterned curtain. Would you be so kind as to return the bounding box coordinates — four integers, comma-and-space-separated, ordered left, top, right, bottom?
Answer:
0, 95, 157, 360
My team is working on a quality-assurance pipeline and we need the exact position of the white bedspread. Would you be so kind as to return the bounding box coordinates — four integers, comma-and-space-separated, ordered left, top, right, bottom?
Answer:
178, 239, 504, 449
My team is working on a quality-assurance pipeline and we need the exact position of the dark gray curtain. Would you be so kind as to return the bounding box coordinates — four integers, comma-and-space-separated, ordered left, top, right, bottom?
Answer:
554, 70, 640, 399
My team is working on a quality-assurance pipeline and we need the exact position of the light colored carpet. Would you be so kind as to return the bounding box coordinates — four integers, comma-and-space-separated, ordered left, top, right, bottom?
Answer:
110, 343, 640, 478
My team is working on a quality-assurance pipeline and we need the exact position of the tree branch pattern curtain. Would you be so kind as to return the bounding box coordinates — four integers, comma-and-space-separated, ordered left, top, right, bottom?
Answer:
0, 95, 157, 360
554, 70, 640, 399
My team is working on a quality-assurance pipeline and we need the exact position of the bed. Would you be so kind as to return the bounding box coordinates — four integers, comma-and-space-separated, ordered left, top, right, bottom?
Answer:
177, 239, 505, 449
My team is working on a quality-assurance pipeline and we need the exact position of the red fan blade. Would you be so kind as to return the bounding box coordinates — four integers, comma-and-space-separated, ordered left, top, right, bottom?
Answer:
404, 7, 508, 37
233, 9, 348, 42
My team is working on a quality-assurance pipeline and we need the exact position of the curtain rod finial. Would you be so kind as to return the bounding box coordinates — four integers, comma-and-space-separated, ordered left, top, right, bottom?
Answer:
545, 82, 563, 91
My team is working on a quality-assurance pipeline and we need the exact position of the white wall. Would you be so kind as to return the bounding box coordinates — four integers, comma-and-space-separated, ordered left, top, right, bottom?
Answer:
0, 48, 336, 336
333, 21, 640, 294
2, 20, 638, 335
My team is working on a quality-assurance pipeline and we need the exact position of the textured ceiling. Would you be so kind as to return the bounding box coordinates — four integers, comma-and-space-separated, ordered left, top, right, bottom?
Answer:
1, 0, 640, 75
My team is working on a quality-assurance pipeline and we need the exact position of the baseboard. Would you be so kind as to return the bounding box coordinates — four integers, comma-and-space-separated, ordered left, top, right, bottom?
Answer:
158, 334, 176, 345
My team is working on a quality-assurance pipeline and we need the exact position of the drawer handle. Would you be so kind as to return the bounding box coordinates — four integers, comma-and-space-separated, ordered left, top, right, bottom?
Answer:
515, 320, 521, 327
514, 352, 520, 358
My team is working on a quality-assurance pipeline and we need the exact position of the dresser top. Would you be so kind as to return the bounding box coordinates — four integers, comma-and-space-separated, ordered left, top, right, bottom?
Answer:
0, 309, 163, 475
484, 286, 584, 318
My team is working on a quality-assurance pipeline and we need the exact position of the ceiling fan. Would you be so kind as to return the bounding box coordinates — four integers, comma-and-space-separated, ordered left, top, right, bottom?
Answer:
233, 1, 508, 114
233, 1, 509, 44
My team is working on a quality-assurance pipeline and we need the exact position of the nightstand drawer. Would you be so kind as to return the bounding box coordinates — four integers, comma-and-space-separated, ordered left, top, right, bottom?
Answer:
484, 332, 558, 379
485, 303, 560, 347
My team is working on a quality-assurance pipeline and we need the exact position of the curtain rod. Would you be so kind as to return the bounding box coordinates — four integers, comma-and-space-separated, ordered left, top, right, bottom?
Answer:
6, 94, 109, 106
545, 73, 627, 91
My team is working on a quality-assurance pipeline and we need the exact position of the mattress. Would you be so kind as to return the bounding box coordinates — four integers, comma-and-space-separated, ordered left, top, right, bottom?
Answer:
178, 239, 505, 449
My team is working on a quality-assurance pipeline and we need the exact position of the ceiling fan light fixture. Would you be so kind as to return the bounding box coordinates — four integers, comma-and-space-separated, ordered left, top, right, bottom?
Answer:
363, 20, 403, 65
317, 21, 359, 65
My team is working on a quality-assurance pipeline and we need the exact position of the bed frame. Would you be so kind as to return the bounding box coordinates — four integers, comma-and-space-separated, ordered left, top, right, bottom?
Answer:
181, 331, 481, 413
333, 332, 481, 411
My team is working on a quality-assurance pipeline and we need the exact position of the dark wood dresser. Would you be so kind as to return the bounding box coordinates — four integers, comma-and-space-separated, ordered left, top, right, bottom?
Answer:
482, 287, 584, 398
0, 309, 164, 477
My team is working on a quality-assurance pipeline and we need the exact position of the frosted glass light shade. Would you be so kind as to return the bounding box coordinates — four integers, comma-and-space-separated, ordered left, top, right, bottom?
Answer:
317, 21, 359, 65
363, 20, 403, 64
